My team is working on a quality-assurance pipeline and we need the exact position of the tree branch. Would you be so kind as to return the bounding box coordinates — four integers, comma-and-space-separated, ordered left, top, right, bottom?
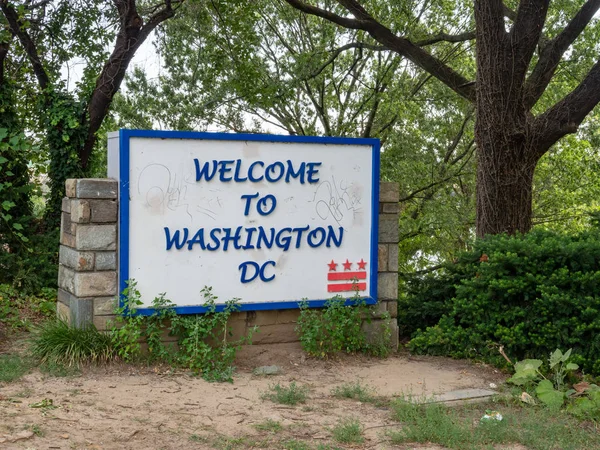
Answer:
414, 31, 475, 47
532, 58, 600, 157
306, 42, 385, 79
510, 1, 550, 82
0, 0, 49, 90
524, 0, 600, 109
284, 0, 475, 101
82, 0, 181, 168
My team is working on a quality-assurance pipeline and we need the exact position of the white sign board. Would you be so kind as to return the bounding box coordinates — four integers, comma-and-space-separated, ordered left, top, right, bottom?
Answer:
108, 130, 380, 313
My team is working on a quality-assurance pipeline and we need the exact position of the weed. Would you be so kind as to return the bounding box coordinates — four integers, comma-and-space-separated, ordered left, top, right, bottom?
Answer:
24, 424, 44, 437
0, 354, 31, 382
39, 360, 81, 377
253, 419, 282, 433
389, 399, 600, 450
331, 417, 364, 444
30, 319, 114, 366
262, 382, 309, 405
189, 434, 208, 443
111, 283, 255, 382
331, 381, 375, 402
296, 296, 391, 358
282, 440, 311, 450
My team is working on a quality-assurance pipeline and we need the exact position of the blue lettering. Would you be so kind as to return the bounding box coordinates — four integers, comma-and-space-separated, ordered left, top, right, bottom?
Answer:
207, 228, 221, 251
306, 162, 322, 183
164, 227, 188, 250
265, 162, 285, 182
275, 228, 292, 251
256, 227, 275, 249
243, 227, 257, 249
222, 226, 243, 251
292, 226, 310, 248
233, 159, 248, 182
260, 261, 276, 282
194, 159, 218, 182
285, 160, 306, 184
326, 226, 344, 247
239, 261, 260, 283
186, 228, 206, 250
307, 227, 326, 247
218, 160, 235, 182
241, 192, 259, 216
257, 194, 277, 216
248, 161, 264, 182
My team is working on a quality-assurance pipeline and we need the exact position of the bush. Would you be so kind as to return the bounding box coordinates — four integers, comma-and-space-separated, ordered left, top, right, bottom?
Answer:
30, 319, 115, 366
0, 284, 56, 332
407, 229, 600, 374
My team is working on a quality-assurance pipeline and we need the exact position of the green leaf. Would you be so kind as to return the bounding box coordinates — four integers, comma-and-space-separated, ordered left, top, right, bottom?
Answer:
0, 156, 7, 164
536, 379, 564, 410
507, 359, 543, 385
566, 362, 579, 371
2, 200, 15, 211
549, 349, 563, 369
12, 223, 23, 230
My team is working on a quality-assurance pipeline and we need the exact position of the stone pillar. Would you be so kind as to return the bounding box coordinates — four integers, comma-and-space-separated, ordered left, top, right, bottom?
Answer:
364, 182, 400, 349
57, 179, 118, 328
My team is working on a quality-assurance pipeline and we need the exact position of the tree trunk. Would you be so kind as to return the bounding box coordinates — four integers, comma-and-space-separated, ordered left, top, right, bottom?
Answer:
475, 134, 536, 237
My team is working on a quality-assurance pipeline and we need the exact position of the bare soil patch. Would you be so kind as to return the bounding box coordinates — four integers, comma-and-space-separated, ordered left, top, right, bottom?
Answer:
0, 343, 506, 449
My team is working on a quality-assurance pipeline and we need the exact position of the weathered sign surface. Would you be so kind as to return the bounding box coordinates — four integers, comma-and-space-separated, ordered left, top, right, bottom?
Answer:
108, 130, 379, 313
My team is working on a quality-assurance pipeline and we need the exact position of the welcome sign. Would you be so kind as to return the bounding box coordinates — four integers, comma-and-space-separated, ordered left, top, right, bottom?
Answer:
108, 130, 380, 314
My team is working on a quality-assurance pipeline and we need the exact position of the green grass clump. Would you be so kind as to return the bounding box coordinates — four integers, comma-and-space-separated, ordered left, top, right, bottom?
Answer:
30, 319, 115, 366
331, 381, 375, 402
253, 419, 282, 433
261, 382, 309, 405
0, 354, 31, 382
389, 399, 600, 450
331, 417, 364, 444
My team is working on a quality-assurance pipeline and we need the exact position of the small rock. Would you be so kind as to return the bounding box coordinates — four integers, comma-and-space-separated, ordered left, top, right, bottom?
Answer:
61, 433, 70, 439
489, 383, 497, 389
253, 365, 282, 376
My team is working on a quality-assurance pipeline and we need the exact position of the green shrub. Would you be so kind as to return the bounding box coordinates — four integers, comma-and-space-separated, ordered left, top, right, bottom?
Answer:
407, 229, 600, 374
261, 382, 309, 405
111, 282, 255, 382
30, 319, 115, 366
0, 284, 56, 332
296, 296, 391, 358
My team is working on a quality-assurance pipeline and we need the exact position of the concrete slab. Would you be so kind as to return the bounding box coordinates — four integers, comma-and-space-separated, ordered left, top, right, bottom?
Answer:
420, 388, 497, 405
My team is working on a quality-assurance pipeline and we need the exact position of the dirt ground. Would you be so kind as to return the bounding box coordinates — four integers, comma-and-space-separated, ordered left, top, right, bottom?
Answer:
0, 343, 507, 450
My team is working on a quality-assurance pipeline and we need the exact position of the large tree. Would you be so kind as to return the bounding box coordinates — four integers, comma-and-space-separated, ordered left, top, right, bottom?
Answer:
0, 0, 182, 224
283, 0, 600, 237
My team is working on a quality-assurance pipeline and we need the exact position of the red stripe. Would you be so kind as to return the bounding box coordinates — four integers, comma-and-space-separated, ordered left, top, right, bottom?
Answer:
327, 282, 367, 292
327, 271, 367, 281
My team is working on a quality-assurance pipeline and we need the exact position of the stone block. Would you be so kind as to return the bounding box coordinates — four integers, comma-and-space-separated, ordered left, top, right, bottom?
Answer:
382, 202, 400, 214
58, 265, 75, 293
94, 297, 117, 315
71, 199, 90, 223
73, 271, 117, 297
378, 244, 388, 272
229, 311, 247, 322
362, 318, 398, 351
75, 179, 118, 199
379, 214, 399, 244
57, 301, 70, 321
251, 323, 298, 344
60, 230, 75, 248
378, 272, 398, 300
65, 179, 77, 198
57, 288, 74, 306
76, 224, 117, 251
277, 309, 300, 324
388, 244, 399, 272
386, 300, 398, 318
70, 298, 94, 328
380, 182, 399, 203
59, 246, 94, 271
246, 310, 279, 326
227, 319, 249, 341
61, 197, 71, 213
90, 199, 117, 223
369, 301, 388, 319
93, 315, 116, 331
95, 252, 116, 271
61, 212, 72, 234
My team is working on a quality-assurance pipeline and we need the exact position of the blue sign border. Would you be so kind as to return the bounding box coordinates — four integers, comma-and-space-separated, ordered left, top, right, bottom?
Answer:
116, 129, 381, 315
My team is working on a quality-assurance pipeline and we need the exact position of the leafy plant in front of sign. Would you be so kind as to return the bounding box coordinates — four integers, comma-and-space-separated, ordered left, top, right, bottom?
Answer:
110, 283, 256, 382
296, 294, 391, 358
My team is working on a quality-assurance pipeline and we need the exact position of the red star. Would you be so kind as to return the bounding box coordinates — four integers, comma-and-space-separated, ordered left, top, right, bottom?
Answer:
328, 260, 337, 271
343, 259, 352, 270
357, 259, 367, 270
